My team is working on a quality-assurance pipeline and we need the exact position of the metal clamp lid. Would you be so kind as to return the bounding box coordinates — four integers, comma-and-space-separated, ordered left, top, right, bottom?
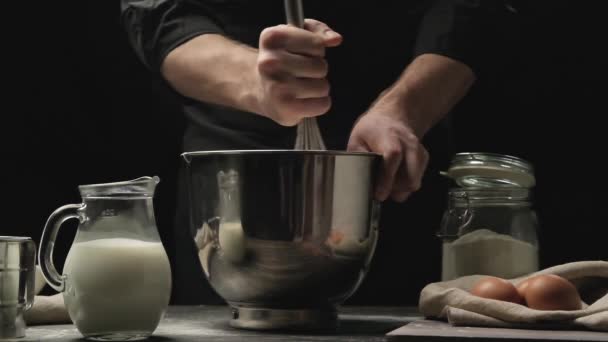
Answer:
442, 152, 535, 188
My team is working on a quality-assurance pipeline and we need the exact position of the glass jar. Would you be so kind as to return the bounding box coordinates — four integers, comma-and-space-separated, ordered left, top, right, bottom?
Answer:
438, 153, 540, 280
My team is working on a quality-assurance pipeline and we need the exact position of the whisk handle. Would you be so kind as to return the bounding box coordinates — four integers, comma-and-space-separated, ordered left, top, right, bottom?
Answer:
284, 0, 305, 28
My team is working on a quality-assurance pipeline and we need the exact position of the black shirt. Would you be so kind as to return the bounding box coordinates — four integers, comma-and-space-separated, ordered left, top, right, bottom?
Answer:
120, 0, 520, 151
119, 0, 522, 305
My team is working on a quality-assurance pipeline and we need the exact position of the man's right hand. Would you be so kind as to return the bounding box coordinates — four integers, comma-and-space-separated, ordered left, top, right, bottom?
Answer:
255, 19, 342, 126
161, 19, 340, 126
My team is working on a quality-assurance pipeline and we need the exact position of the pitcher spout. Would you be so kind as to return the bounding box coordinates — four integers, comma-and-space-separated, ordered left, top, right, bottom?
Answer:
78, 176, 160, 198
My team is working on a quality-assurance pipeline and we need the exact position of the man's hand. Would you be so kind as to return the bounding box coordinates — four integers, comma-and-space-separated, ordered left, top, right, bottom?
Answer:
161, 19, 341, 126
348, 109, 429, 202
348, 54, 475, 202
255, 19, 342, 126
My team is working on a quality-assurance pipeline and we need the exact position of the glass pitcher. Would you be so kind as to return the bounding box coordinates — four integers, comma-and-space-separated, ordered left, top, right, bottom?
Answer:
38, 176, 172, 341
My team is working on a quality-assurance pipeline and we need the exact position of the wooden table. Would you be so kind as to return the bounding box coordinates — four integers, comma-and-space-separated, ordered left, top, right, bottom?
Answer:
24, 306, 421, 341
23, 306, 608, 341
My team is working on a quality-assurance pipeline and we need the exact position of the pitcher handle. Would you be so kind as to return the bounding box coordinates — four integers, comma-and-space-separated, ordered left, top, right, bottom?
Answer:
38, 204, 84, 292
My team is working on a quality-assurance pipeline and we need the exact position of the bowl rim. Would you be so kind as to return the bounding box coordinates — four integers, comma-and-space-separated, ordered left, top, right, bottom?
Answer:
181, 149, 382, 159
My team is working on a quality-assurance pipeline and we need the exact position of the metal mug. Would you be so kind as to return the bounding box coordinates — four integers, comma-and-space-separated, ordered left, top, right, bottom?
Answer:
0, 237, 36, 339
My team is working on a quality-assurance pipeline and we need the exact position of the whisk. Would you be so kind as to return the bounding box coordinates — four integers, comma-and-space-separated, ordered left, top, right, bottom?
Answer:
284, 0, 327, 151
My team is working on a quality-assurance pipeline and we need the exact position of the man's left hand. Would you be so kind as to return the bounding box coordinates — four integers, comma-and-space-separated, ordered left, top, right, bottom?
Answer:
348, 106, 429, 203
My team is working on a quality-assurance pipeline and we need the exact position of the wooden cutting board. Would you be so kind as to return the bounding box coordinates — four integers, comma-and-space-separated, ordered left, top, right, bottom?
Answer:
387, 320, 608, 341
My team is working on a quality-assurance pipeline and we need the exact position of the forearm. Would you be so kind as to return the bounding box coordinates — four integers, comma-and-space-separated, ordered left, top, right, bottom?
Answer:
376, 53, 475, 137
161, 34, 262, 115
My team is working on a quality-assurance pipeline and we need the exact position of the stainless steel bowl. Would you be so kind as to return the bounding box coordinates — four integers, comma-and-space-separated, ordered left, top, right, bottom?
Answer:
182, 150, 382, 331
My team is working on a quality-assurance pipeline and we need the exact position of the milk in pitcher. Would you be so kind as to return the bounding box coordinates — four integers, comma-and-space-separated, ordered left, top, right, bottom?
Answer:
63, 237, 171, 337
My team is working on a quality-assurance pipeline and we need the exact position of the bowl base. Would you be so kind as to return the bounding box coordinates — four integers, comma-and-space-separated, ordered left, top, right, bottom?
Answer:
229, 306, 338, 332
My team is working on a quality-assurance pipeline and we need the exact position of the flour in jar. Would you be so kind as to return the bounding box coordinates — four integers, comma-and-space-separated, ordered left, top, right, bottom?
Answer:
62, 238, 171, 336
441, 229, 538, 280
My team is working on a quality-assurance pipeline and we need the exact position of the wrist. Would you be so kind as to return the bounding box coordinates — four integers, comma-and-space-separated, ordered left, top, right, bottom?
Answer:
369, 86, 429, 138
236, 49, 267, 116
371, 53, 475, 138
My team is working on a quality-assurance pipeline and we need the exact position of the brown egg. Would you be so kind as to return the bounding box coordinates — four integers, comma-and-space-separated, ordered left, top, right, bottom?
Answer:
470, 276, 524, 304
516, 278, 533, 303
524, 274, 582, 311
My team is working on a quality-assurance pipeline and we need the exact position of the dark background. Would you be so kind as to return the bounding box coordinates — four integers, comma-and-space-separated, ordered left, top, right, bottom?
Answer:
4, 1, 607, 306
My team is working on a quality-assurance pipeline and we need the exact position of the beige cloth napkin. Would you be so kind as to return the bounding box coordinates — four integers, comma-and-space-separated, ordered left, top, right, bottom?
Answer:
419, 261, 608, 331
24, 266, 71, 325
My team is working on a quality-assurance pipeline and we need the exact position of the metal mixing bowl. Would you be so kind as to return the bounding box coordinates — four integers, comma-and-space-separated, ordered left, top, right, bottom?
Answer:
182, 150, 381, 331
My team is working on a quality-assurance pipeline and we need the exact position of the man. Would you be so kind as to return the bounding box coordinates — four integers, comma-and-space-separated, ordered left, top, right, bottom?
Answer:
120, 0, 520, 304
